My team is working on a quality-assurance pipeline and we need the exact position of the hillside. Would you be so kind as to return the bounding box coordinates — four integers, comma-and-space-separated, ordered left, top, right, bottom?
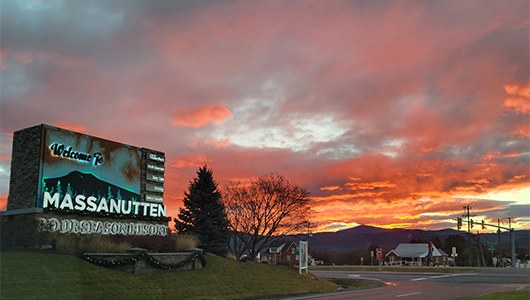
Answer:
0, 252, 337, 299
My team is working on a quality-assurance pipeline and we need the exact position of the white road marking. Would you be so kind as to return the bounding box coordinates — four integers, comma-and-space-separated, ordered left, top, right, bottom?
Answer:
429, 274, 458, 279
396, 292, 422, 297
411, 273, 477, 281
410, 277, 427, 281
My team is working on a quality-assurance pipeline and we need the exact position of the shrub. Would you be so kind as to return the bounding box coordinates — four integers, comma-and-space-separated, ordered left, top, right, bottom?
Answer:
175, 234, 200, 251
226, 253, 238, 261
110, 235, 176, 252
54, 234, 132, 255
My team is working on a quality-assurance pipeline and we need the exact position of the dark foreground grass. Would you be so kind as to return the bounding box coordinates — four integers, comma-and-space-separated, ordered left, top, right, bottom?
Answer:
463, 290, 530, 300
0, 252, 338, 299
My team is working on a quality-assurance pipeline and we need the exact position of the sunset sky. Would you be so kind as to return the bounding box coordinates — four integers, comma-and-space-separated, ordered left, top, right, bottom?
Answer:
1, 0, 529, 232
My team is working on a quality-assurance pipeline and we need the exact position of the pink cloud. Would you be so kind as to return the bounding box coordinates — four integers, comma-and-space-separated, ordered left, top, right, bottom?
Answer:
172, 105, 231, 128
504, 82, 530, 114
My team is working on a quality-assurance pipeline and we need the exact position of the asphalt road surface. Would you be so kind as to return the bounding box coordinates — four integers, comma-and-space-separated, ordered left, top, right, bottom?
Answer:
281, 268, 529, 300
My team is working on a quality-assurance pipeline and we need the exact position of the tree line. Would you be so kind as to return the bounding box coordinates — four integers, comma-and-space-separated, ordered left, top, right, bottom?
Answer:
174, 165, 310, 260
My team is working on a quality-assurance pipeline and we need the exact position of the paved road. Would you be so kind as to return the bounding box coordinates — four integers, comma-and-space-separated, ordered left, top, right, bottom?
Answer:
281, 268, 529, 300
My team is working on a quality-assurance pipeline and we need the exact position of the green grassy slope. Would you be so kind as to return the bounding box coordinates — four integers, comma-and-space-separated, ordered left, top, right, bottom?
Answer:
464, 290, 530, 300
0, 252, 338, 299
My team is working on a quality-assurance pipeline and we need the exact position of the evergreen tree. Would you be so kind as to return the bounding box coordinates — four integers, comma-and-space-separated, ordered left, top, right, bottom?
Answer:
56, 181, 63, 195
174, 165, 229, 255
107, 186, 113, 200
66, 183, 74, 196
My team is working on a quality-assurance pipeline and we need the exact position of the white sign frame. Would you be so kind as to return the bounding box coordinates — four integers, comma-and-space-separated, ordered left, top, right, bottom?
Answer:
299, 241, 308, 274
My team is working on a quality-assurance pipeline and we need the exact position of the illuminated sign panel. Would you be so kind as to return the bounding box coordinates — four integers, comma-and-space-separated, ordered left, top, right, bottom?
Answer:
38, 125, 167, 221
3, 124, 168, 241
146, 173, 164, 183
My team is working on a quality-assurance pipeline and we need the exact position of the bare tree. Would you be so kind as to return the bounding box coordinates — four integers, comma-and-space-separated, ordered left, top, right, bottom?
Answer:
223, 174, 311, 260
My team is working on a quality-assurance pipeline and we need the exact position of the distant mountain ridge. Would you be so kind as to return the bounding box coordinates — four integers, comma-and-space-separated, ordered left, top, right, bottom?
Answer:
43, 170, 140, 202
286, 225, 529, 253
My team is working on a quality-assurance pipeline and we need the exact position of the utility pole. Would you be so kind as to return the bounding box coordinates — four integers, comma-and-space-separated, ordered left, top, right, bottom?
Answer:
456, 217, 518, 268
464, 205, 471, 234
464, 205, 472, 266
508, 217, 516, 267
477, 231, 486, 267
473, 229, 480, 267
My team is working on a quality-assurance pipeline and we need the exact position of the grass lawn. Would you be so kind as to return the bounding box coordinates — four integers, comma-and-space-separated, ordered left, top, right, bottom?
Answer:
310, 265, 479, 273
0, 251, 338, 299
463, 290, 530, 300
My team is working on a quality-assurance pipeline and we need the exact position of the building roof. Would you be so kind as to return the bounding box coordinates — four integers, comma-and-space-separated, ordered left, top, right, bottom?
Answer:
389, 243, 444, 258
262, 243, 286, 254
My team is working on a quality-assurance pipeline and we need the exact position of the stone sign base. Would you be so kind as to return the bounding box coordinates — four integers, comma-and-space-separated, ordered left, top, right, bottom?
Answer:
0, 210, 169, 250
0, 210, 49, 249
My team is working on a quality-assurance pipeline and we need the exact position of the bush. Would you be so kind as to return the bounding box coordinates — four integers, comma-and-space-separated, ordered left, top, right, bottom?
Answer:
110, 235, 177, 252
54, 234, 132, 255
226, 253, 238, 261
175, 234, 200, 251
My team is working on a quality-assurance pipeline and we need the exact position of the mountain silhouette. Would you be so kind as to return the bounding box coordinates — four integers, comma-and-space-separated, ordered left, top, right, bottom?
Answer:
43, 170, 140, 202
288, 225, 529, 253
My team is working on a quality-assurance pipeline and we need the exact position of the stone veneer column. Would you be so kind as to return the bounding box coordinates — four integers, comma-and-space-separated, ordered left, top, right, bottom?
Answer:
7, 125, 43, 210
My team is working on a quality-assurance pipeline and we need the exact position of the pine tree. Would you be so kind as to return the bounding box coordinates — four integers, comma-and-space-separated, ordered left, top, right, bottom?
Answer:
174, 165, 229, 255
56, 181, 63, 195
107, 186, 113, 200
66, 183, 74, 196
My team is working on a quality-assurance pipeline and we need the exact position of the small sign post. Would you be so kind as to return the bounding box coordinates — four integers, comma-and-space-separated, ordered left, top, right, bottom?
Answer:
376, 248, 383, 270
299, 241, 308, 274
451, 247, 458, 267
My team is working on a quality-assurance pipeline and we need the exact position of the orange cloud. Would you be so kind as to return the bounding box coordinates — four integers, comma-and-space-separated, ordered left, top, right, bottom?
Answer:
171, 154, 209, 169
320, 186, 341, 191
0, 194, 7, 211
172, 105, 231, 128
503, 82, 530, 114
52, 123, 88, 134
513, 124, 530, 138
188, 137, 231, 149
345, 180, 397, 191
308, 193, 521, 232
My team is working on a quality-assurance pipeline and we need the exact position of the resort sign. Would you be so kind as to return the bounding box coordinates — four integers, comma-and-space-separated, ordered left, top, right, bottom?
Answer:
1, 124, 169, 248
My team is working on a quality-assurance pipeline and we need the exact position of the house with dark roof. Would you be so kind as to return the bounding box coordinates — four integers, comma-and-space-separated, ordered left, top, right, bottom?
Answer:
260, 242, 287, 264
260, 241, 315, 266
385, 243, 448, 266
